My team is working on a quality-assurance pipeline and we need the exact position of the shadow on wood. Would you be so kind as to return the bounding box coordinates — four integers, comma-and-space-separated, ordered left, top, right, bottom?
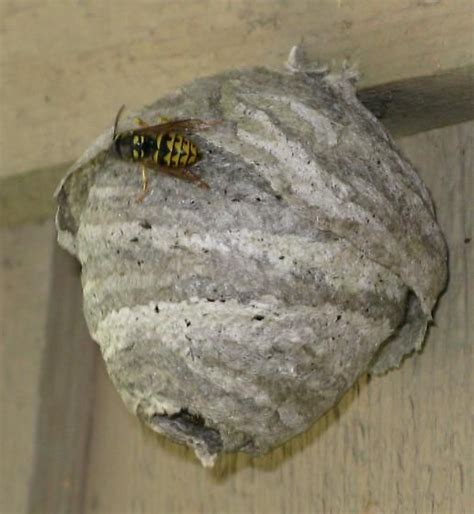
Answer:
27, 244, 98, 514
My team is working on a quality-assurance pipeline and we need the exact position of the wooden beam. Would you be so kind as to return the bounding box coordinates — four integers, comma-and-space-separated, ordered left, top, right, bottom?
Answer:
358, 65, 474, 136
27, 245, 98, 514
1, 0, 473, 226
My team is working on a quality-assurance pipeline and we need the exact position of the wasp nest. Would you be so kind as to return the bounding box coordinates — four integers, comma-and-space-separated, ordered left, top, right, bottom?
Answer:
56, 66, 447, 466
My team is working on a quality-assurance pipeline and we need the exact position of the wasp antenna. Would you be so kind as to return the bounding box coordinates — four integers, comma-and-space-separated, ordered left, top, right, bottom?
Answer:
113, 105, 126, 139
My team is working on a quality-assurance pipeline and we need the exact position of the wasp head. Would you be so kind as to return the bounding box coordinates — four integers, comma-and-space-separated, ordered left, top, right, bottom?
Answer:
113, 132, 134, 160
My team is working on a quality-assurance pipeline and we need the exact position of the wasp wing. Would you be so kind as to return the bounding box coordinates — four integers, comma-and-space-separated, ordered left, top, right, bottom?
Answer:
132, 119, 219, 136
142, 161, 210, 190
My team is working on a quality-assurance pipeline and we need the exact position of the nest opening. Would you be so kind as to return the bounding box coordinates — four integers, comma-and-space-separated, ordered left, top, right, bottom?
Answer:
151, 408, 223, 455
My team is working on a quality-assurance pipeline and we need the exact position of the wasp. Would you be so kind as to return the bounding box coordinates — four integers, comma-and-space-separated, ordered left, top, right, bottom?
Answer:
112, 105, 216, 201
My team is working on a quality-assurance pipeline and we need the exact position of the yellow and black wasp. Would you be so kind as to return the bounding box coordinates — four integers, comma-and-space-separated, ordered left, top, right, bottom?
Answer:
112, 105, 216, 201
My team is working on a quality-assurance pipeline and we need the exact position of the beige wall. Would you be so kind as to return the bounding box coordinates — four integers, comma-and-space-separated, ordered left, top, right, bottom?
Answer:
1, 0, 472, 180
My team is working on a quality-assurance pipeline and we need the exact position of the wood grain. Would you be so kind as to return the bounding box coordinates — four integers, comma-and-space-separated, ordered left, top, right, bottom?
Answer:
77, 122, 472, 513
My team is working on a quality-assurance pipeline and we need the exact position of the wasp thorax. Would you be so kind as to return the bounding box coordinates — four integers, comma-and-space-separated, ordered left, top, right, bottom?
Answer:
56, 67, 447, 467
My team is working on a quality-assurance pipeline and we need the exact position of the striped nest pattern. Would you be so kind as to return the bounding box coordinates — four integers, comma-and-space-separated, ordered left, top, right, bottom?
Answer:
56, 67, 447, 466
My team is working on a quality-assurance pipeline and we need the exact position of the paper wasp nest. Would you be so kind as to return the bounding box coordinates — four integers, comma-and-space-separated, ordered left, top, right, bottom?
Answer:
56, 65, 447, 466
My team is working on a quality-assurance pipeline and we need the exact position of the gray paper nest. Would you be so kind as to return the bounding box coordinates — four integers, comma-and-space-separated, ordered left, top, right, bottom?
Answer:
56, 64, 447, 466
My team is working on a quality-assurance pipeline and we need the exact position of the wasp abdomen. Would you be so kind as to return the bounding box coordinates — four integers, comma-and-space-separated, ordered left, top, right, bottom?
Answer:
122, 132, 199, 169
153, 132, 199, 168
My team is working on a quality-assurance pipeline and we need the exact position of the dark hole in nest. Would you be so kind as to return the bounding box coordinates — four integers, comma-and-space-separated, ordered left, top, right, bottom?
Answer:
169, 408, 204, 426
151, 408, 223, 454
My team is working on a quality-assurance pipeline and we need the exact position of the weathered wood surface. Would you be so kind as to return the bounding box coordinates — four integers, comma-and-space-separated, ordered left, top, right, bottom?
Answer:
74, 121, 469, 514
0, 0, 473, 226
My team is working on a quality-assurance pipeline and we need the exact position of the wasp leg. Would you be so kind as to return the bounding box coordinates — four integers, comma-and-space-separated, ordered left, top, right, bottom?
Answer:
136, 166, 150, 203
156, 115, 171, 124
134, 115, 171, 128
180, 168, 210, 190
134, 117, 149, 128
